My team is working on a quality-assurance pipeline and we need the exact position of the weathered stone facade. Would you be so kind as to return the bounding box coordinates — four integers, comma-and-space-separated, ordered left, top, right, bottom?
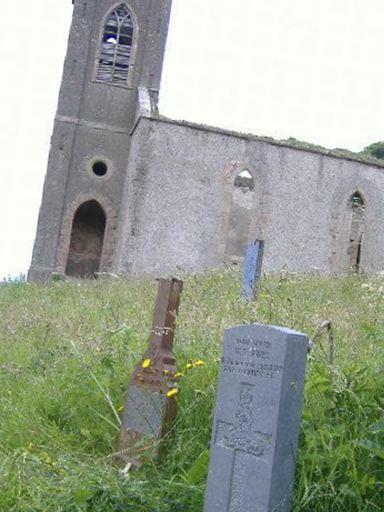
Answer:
29, 0, 172, 281
115, 116, 384, 276
29, 0, 384, 281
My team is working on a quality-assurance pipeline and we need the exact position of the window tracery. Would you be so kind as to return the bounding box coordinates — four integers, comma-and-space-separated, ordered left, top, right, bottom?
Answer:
96, 4, 134, 85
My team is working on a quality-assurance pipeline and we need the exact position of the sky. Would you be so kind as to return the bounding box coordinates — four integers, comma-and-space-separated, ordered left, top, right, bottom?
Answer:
0, 0, 383, 278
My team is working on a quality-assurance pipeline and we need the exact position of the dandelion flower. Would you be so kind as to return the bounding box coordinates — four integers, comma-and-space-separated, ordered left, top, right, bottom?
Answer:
167, 388, 179, 398
142, 358, 151, 369
194, 360, 205, 367
174, 372, 184, 379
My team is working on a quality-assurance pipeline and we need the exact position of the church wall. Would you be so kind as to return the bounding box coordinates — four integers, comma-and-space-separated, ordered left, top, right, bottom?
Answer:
116, 117, 384, 276
115, 118, 243, 275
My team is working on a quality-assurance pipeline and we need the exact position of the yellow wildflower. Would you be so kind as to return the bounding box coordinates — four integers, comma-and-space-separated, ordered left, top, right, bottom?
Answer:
167, 388, 179, 398
174, 372, 184, 379
142, 358, 151, 369
194, 360, 205, 367
185, 363, 193, 370
117, 405, 124, 412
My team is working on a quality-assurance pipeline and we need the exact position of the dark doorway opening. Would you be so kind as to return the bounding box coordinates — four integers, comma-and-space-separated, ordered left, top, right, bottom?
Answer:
65, 200, 106, 278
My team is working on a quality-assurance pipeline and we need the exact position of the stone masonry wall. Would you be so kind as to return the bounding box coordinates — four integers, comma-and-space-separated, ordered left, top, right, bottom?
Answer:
115, 116, 384, 276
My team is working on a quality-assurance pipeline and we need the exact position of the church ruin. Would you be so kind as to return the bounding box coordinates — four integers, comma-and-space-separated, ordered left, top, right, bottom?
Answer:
29, 0, 384, 281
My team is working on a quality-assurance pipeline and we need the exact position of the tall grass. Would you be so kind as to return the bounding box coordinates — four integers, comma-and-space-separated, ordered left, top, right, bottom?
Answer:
0, 270, 383, 511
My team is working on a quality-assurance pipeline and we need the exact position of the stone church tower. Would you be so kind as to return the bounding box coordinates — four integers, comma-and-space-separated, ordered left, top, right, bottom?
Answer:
29, 0, 172, 281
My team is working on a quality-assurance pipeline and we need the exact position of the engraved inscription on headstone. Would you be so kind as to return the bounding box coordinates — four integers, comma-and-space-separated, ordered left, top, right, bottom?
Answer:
203, 324, 309, 512
242, 240, 265, 301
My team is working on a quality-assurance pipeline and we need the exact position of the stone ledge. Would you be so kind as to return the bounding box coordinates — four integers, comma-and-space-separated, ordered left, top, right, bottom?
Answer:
133, 114, 384, 170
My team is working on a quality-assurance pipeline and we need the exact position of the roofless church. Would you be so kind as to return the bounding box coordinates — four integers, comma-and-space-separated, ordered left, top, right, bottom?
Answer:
29, 0, 384, 281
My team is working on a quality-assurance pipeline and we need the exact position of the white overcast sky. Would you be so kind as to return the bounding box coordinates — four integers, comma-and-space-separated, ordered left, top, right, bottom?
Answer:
0, 0, 383, 278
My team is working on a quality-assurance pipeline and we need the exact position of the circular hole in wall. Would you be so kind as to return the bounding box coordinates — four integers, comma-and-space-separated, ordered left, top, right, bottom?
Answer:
92, 160, 108, 177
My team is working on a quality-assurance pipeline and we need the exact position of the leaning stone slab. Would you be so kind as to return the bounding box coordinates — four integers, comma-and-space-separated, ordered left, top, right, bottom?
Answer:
115, 278, 183, 469
204, 324, 309, 512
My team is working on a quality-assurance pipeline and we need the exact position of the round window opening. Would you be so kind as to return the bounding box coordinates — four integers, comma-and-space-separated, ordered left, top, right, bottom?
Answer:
92, 160, 108, 177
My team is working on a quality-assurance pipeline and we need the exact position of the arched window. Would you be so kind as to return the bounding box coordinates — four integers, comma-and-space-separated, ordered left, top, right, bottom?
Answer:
234, 169, 255, 192
65, 200, 106, 278
348, 191, 365, 273
351, 191, 364, 210
96, 4, 134, 85
226, 170, 256, 261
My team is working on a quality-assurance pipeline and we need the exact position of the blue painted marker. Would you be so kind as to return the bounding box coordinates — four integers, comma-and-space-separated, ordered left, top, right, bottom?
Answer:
242, 240, 265, 301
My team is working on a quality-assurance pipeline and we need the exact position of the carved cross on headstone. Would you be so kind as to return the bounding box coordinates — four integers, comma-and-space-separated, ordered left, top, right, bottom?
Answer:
115, 278, 183, 469
242, 240, 265, 301
204, 324, 309, 512
215, 383, 273, 510
216, 382, 273, 457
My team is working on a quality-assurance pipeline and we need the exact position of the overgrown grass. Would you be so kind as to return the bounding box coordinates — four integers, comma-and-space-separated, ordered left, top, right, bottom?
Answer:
0, 270, 383, 511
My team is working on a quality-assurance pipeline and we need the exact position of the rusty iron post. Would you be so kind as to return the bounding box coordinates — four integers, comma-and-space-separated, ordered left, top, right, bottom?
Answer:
115, 278, 183, 469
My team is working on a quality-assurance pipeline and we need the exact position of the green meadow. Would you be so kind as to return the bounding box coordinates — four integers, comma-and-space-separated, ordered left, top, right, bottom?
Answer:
0, 271, 383, 511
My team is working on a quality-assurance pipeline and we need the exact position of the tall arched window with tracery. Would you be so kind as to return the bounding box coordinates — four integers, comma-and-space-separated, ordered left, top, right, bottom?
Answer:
96, 4, 134, 85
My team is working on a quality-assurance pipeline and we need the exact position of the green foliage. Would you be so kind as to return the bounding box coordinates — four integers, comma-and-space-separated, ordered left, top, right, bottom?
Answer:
362, 141, 384, 160
0, 273, 26, 285
0, 271, 383, 510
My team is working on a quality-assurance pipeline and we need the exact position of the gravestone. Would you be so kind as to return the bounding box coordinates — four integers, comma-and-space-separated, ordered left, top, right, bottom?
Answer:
115, 278, 183, 469
204, 324, 308, 512
242, 240, 265, 301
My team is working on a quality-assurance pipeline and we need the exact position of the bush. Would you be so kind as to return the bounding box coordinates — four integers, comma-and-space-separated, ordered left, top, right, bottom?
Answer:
362, 141, 384, 160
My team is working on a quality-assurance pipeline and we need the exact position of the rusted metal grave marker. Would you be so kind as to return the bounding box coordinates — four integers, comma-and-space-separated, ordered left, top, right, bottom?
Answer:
242, 240, 265, 301
115, 277, 183, 469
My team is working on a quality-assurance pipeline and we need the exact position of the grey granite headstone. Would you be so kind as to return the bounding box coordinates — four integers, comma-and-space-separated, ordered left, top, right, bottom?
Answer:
204, 324, 308, 512
242, 240, 264, 301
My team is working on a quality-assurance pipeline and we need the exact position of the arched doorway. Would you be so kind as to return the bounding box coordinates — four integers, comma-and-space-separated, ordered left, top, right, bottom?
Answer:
65, 200, 106, 278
